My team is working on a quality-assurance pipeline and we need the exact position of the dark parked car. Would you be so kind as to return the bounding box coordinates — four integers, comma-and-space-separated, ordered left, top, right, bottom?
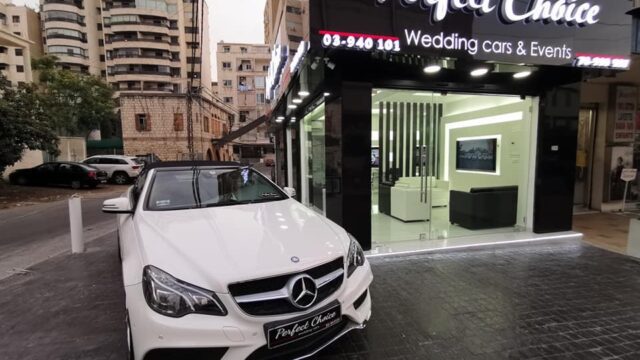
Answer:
9, 162, 108, 189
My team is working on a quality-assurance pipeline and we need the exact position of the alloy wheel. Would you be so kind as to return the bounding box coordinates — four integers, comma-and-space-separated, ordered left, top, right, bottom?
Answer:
114, 174, 129, 185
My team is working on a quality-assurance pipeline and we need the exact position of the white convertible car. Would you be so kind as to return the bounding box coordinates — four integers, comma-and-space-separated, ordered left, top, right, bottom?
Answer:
102, 161, 373, 360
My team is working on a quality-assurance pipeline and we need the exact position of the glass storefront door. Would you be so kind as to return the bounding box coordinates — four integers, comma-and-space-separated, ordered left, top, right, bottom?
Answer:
300, 103, 326, 214
371, 89, 534, 247
574, 107, 597, 210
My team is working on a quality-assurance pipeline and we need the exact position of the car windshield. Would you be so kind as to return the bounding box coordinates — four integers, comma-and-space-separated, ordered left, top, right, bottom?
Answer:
146, 167, 287, 211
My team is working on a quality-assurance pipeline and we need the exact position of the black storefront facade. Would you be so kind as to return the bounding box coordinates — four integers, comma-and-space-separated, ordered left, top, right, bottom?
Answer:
267, 0, 632, 251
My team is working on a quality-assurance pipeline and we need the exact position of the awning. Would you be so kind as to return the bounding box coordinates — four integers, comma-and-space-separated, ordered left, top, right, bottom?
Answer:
213, 115, 268, 149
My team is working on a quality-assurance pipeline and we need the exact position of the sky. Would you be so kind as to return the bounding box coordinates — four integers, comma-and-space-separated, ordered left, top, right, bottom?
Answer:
11, 0, 268, 81
209, 0, 267, 81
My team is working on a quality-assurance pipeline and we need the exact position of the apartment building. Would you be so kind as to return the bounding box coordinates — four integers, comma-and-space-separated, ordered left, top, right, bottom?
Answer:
264, 0, 305, 50
0, 0, 42, 85
216, 42, 272, 160
40, 0, 212, 96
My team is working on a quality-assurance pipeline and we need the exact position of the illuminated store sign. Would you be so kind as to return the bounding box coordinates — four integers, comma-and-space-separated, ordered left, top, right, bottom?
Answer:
320, 30, 401, 52
290, 41, 309, 73
377, 0, 601, 26
266, 43, 288, 101
310, 0, 631, 69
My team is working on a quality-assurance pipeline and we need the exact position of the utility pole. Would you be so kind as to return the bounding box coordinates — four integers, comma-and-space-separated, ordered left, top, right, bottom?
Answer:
186, 0, 201, 160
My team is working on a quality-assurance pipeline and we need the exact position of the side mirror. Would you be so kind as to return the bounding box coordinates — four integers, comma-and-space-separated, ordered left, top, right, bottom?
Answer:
102, 197, 133, 214
283, 187, 297, 198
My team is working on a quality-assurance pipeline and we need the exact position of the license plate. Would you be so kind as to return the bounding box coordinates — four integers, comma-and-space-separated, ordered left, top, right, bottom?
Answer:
266, 303, 342, 349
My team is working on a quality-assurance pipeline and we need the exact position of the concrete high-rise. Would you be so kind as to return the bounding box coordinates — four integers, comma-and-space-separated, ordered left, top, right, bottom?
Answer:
0, 0, 42, 85
216, 42, 271, 160
40, 0, 212, 96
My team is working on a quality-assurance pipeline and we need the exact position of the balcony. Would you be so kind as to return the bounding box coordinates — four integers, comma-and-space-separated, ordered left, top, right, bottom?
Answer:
43, 17, 85, 26
109, 70, 171, 76
43, 0, 84, 9
46, 34, 87, 43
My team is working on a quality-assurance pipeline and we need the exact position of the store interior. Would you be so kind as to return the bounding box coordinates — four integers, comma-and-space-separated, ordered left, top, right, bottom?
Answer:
371, 89, 536, 246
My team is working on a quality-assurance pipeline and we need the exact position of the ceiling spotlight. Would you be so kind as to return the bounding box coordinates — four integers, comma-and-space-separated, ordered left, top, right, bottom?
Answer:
513, 71, 532, 79
298, 90, 310, 97
470, 67, 489, 77
324, 92, 331, 97
423, 64, 441, 74
288, 104, 298, 109
292, 98, 303, 104
290, 117, 297, 123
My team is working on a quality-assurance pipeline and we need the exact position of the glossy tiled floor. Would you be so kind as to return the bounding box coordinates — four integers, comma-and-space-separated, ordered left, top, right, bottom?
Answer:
319, 240, 640, 360
573, 212, 633, 254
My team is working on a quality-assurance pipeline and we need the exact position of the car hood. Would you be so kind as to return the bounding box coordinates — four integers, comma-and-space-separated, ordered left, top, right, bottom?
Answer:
134, 199, 349, 293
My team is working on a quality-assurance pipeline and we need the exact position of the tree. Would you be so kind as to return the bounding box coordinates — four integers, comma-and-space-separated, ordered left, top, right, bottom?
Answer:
0, 75, 59, 175
32, 56, 118, 137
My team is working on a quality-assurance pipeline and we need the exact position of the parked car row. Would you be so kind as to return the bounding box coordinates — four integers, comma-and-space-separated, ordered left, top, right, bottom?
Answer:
9, 155, 153, 189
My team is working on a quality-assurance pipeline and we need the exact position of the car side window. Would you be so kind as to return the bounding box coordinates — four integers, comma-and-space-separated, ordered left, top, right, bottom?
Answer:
118, 159, 128, 165
58, 164, 72, 173
131, 171, 148, 208
38, 163, 56, 172
85, 158, 97, 164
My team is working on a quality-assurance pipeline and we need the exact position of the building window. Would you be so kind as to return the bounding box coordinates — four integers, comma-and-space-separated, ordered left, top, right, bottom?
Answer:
186, 56, 201, 64
222, 62, 231, 70
187, 72, 200, 79
286, 6, 302, 14
239, 111, 250, 123
223, 79, 232, 87
240, 47, 247, 53
12, 15, 20, 23
101, 70, 106, 77
97, 23, 102, 30
100, 54, 105, 62
14, 48, 23, 56
263, 65, 269, 71
203, 116, 210, 133
185, 27, 198, 33
96, 7, 101, 14
257, 93, 266, 104
16, 65, 24, 73
135, 114, 150, 131
255, 76, 265, 89
224, 97, 233, 103
174, 113, 184, 131
99, 39, 104, 46
223, 46, 230, 53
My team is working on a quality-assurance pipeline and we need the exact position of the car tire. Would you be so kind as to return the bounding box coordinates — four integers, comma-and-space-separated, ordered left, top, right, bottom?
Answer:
125, 311, 135, 360
113, 172, 130, 185
15, 176, 27, 186
71, 180, 82, 190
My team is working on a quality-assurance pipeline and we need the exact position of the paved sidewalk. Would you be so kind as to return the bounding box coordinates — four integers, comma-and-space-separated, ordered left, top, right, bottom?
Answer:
3, 237, 640, 359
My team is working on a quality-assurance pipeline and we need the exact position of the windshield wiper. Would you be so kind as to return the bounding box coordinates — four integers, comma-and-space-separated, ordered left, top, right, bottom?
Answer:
202, 199, 242, 208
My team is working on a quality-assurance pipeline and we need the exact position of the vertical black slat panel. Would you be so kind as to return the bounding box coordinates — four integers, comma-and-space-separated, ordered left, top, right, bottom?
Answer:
384, 102, 391, 179
430, 104, 437, 178
424, 104, 433, 176
437, 103, 443, 179
392, 102, 398, 180
398, 102, 405, 178
378, 101, 384, 184
411, 103, 420, 176
405, 102, 412, 177
418, 102, 424, 177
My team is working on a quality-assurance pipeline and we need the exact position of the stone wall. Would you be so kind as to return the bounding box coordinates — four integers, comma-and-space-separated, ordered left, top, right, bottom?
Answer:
120, 94, 235, 161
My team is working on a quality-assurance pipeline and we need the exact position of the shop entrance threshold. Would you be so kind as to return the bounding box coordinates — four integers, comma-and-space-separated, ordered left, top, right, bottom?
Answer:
366, 231, 582, 258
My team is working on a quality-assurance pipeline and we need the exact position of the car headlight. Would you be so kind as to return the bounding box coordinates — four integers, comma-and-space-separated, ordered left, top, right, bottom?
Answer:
142, 265, 227, 317
347, 234, 366, 277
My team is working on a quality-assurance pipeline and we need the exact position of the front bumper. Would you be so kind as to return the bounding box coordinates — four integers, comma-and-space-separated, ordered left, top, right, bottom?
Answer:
126, 261, 373, 360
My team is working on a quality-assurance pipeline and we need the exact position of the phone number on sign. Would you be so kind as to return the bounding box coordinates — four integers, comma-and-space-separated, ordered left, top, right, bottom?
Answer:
320, 31, 401, 52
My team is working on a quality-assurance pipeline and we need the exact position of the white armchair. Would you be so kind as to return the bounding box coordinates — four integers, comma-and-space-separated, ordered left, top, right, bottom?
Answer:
390, 177, 450, 222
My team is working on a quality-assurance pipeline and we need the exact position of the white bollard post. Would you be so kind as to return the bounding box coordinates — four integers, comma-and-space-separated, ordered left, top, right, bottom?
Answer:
69, 194, 84, 254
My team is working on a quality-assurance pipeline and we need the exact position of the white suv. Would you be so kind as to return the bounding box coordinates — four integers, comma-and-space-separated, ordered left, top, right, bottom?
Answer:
102, 161, 373, 360
83, 155, 143, 185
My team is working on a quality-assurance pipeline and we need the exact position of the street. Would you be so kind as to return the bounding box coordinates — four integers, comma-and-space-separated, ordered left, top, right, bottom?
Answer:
0, 187, 124, 280
2, 237, 640, 359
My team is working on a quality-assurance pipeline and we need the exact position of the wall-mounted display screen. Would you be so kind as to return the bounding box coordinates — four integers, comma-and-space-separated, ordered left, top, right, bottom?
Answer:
456, 138, 497, 173
371, 147, 380, 167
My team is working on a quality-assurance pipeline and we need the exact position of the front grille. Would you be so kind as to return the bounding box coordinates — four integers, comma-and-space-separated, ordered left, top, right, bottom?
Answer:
229, 257, 344, 316
246, 317, 348, 360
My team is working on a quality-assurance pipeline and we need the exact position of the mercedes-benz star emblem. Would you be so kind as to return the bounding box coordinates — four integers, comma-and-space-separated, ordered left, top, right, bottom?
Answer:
287, 274, 318, 309
291, 256, 300, 263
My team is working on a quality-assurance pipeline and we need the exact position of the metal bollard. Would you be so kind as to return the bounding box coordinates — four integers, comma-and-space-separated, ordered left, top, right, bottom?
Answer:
69, 194, 84, 254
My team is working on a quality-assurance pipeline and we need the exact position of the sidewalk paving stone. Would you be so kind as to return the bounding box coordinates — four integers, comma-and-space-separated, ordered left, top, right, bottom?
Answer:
2, 237, 640, 359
